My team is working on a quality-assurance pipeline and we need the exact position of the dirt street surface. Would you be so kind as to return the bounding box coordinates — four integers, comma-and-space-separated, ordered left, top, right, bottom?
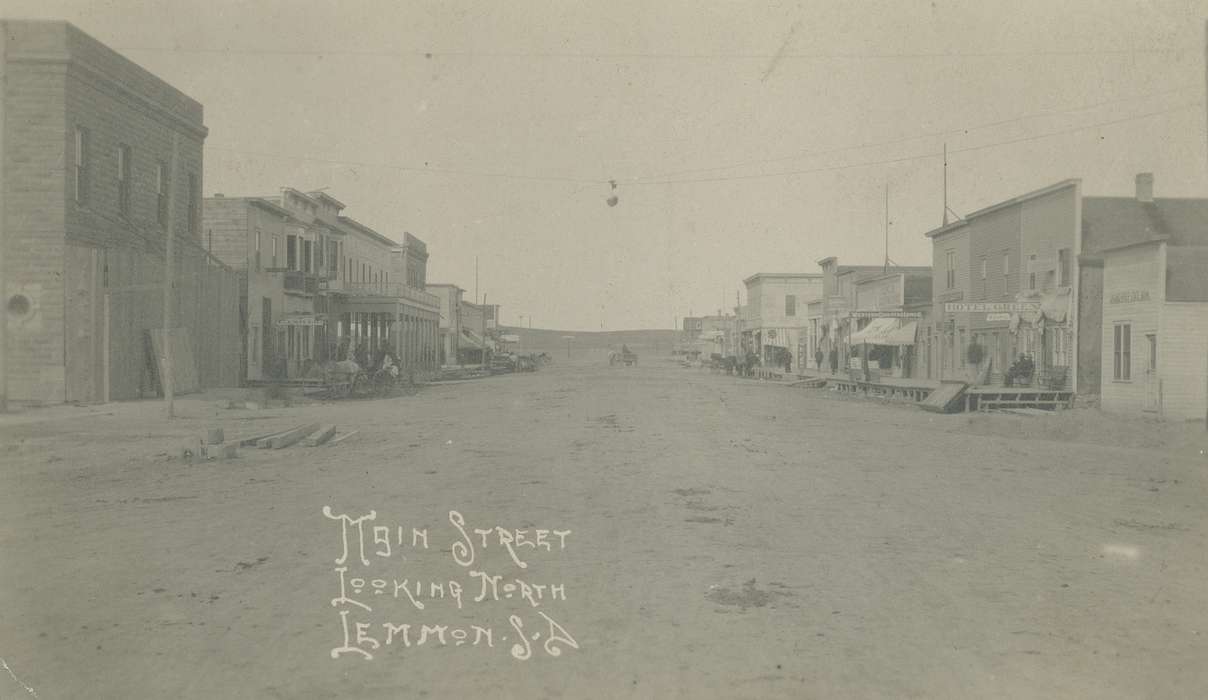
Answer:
3, 356, 1208, 699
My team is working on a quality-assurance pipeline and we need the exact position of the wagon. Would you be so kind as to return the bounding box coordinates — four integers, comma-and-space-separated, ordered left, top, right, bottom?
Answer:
609, 349, 638, 366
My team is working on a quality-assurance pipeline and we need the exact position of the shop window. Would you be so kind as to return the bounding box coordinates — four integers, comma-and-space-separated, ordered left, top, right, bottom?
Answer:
1113, 322, 1131, 381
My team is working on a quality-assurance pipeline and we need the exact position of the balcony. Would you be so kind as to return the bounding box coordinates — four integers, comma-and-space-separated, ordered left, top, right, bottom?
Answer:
339, 282, 440, 309
283, 270, 320, 295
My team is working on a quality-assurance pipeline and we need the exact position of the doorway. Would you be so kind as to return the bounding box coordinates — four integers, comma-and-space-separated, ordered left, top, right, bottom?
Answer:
1144, 333, 1159, 412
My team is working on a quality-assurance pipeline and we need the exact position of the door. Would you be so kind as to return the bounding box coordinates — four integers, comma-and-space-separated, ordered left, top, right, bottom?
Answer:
65, 245, 102, 402
1144, 334, 1159, 411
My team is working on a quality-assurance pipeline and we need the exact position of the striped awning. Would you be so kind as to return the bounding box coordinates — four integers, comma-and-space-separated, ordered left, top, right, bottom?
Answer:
849, 318, 918, 346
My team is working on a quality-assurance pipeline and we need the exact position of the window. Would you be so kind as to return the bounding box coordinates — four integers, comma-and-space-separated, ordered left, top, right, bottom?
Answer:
286, 235, 297, 270
74, 127, 90, 204
254, 230, 262, 271
1028, 254, 1037, 290
1147, 334, 1157, 372
117, 144, 131, 215
1113, 322, 1131, 381
980, 258, 987, 279
271, 236, 278, 268
187, 173, 198, 234
302, 239, 312, 273
156, 163, 169, 226
785, 295, 796, 316
945, 250, 956, 289
1058, 248, 1070, 287
1002, 252, 1009, 276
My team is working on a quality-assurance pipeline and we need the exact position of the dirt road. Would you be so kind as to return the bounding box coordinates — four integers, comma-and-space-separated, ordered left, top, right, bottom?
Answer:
2, 358, 1207, 698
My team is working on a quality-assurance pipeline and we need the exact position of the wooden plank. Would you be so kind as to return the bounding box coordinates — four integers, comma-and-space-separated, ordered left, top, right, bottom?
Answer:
326, 430, 360, 446
304, 424, 337, 446
254, 425, 306, 448
269, 423, 321, 449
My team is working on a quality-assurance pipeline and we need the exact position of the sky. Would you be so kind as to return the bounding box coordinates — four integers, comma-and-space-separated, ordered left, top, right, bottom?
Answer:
7, 0, 1208, 330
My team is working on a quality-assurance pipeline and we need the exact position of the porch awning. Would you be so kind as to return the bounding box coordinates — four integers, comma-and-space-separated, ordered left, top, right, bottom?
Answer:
849, 318, 918, 346
460, 327, 485, 349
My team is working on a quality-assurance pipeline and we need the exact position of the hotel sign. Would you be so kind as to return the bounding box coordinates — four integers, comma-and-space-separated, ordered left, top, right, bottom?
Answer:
276, 316, 325, 327
849, 310, 922, 319
1109, 290, 1151, 304
945, 302, 1041, 313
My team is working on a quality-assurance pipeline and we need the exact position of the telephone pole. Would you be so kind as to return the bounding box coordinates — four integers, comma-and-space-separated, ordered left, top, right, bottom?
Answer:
161, 133, 180, 418
0, 26, 8, 413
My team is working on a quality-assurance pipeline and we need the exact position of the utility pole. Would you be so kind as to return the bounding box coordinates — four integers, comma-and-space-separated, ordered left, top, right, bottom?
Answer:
0, 25, 8, 413
162, 132, 180, 418
474, 255, 479, 305
942, 142, 949, 227
884, 182, 890, 273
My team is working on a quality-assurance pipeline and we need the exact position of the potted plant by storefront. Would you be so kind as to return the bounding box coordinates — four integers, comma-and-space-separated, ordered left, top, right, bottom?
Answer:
1004, 354, 1035, 387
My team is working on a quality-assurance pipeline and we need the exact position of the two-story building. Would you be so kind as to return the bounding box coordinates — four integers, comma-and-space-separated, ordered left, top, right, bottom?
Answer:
849, 269, 933, 378
741, 273, 823, 369
924, 180, 1082, 388
1, 20, 241, 404
426, 284, 464, 366
809, 258, 930, 373
203, 188, 441, 380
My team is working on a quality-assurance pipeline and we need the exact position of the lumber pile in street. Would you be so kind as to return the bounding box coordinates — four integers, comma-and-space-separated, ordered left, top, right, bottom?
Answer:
182, 423, 357, 462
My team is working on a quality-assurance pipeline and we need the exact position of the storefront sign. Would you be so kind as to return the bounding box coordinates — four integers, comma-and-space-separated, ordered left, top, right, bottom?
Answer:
849, 310, 921, 319
986, 312, 1012, 322
1108, 290, 1151, 304
944, 302, 1041, 313
276, 316, 325, 327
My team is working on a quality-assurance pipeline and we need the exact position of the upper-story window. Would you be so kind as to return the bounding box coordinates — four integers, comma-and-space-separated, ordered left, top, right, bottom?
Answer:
156, 163, 169, 227
785, 295, 796, 317
286, 235, 298, 271
1058, 248, 1070, 287
1028, 254, 1037, 290
254, 230, 262, 271
945, 250, 956, 289
187, 173, 198, 234
74, 127, 90, 204
117, 144, 131, 215
1003, 251, 1010, 276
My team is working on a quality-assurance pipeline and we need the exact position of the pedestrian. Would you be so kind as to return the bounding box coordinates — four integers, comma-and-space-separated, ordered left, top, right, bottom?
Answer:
815, 349, 824, 371
783, 349, 792, 374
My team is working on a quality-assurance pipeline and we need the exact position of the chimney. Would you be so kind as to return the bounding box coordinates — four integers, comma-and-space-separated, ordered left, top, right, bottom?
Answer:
1135, 173, 1154, 203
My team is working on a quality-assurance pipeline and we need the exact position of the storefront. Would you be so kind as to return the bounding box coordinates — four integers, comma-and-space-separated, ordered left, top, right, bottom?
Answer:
846, 311, 922, 379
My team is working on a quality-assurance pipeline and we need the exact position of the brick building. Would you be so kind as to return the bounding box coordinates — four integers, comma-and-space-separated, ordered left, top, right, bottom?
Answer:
1, 20, 240, 403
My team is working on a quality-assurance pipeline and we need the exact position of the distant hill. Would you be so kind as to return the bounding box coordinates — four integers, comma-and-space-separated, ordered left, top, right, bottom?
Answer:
496, 326, 680, 358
